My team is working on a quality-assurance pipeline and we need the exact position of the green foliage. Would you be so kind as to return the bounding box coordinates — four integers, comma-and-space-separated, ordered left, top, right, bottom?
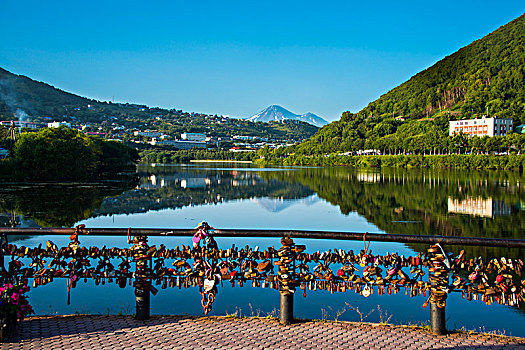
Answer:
5, 127, 137, 180
13, 127, 100, 179
91, 137, 139, 173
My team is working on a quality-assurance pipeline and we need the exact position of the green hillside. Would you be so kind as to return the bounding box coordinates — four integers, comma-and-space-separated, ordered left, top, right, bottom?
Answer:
291, 13, 525, 156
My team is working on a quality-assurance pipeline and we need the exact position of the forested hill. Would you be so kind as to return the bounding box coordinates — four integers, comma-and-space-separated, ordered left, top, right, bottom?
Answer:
293, 13, 525, 155
363, 13, 525, 122
0, 67, 318, 140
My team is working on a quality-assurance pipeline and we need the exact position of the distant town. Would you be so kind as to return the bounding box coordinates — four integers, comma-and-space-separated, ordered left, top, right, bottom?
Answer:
0, 112, 303, 158
1, 114, 523, 159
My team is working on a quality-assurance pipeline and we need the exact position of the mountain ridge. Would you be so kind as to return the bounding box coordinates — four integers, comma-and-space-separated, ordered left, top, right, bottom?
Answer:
0, 67, 319, 141
247, 105, 328, 127
358, 13, 525, 122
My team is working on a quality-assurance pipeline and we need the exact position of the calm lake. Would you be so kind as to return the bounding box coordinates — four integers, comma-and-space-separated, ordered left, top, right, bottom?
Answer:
2, 163, 525, 336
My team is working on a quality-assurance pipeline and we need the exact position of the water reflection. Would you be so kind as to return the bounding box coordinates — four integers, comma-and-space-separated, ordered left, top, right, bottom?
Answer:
448, 197, 511, 217
89, 165, 314, 218
2, 165, 525, 243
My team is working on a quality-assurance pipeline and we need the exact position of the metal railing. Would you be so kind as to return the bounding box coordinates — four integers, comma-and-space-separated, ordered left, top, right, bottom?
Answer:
1, 225, 524, 336
2, 227, 525, 247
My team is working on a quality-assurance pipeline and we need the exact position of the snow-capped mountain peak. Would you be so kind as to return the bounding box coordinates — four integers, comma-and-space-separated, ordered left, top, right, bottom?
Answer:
247, 105, 328, 127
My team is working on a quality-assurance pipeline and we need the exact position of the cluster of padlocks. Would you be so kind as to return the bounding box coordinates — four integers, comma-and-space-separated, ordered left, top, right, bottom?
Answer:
1, 223, 524, 315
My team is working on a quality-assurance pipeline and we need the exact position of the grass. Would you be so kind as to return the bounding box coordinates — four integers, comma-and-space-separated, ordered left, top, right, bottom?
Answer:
376, 305, 393, 325
116, 304, 133, 316
451, 325, 519, 338
344, 302, 375, 324
224, 305, 279, 320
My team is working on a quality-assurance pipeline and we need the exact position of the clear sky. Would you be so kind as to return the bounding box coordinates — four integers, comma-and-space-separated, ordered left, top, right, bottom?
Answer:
1, 1, 523, 122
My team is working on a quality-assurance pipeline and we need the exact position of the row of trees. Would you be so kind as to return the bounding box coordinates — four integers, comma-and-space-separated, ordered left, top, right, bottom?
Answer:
358, 132, 525, 156
261, 154, 525, 170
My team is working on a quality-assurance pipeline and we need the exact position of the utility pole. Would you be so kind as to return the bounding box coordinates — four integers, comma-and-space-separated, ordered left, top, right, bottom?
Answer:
1, 121, 17, 155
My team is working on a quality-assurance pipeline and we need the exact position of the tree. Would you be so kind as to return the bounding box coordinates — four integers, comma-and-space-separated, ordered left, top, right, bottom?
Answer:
11, 127, 137, 180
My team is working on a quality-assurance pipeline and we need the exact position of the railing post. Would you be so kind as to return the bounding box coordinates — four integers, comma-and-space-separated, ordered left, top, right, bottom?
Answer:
430, 303, 446, 335
135, 286, 150, 320
279, 288, 294, 325
427, 243, 449, 335
131, 234, 151, 320
277, 237, 300, 325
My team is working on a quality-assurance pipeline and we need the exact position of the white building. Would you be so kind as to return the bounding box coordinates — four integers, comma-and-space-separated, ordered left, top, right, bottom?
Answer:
133, 131, 162, 138
150, 139, 206, 150
181, 133, 206, 142
0, 121, 40, 129
47, 121, 71, 128
449, 117, 513, 137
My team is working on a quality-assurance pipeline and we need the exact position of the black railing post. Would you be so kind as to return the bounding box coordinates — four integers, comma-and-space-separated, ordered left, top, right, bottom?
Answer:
427, 243, 449, 335
430, 303, 446, 335
131, 234, 151, 320
277, 237, 299, 325
135, 286, 150, 320
279, 288, 294, 325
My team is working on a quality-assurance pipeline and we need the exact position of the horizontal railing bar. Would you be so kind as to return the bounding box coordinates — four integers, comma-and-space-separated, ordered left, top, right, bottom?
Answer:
1, 227, 524, 248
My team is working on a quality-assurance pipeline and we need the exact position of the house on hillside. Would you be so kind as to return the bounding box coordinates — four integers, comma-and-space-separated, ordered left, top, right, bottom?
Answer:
134, 131, 162, 138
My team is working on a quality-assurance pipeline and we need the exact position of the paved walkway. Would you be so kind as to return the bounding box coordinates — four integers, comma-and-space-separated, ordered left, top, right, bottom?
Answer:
3, 315, 525, 349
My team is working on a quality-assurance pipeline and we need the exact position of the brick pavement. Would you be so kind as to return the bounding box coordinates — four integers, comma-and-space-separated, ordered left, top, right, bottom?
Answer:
3, 315, 525, 350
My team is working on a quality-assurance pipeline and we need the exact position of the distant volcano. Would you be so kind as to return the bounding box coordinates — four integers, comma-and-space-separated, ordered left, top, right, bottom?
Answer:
247, 105, 328, 127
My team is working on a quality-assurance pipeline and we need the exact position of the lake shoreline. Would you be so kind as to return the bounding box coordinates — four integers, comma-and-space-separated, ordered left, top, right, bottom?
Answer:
259, 154, 525, 170
190, 159, 253, 164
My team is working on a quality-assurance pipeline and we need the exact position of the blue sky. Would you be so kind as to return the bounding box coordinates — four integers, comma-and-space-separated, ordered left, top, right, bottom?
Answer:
1, 1, 523, 121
